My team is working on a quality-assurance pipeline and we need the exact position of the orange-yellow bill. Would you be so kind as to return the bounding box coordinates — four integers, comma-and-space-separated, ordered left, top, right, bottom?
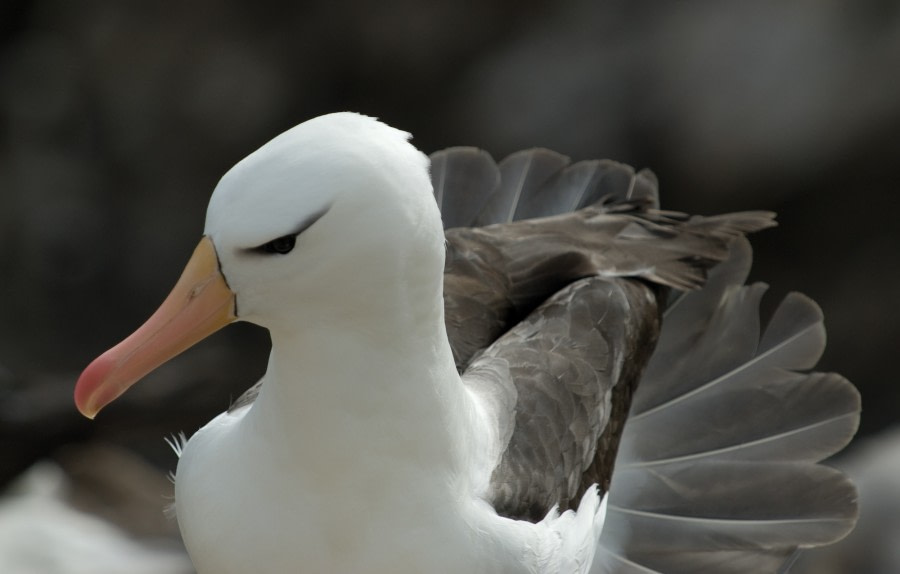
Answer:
75, 236, 236, 419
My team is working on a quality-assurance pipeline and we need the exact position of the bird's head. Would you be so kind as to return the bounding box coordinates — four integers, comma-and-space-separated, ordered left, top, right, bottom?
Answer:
75, 112, 444, 418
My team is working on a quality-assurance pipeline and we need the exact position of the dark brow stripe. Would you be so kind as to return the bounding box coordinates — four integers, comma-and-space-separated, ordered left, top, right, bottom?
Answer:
287, 205, 331, 237
244, 206, 331, 254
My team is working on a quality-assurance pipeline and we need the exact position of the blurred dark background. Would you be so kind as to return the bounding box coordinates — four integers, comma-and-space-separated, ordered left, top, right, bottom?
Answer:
0, 0, 898, 569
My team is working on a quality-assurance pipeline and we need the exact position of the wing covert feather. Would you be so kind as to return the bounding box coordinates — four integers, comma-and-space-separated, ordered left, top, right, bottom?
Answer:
463, 276, 659, 521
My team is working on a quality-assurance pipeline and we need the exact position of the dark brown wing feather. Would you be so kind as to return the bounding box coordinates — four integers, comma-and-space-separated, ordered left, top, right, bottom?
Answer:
444, 206, 775, 373
474, 276, 659, 521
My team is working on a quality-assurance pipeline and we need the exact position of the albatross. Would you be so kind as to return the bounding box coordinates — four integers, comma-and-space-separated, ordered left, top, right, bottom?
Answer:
74, 112, 860, 573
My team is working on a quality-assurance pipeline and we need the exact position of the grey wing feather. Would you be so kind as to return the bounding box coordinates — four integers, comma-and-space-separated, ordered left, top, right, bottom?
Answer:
464, 276, 659, 521
594, 237, 860, 574
483, 148, 571, 225
431, 147, 500, 229
514, 160, 643, 221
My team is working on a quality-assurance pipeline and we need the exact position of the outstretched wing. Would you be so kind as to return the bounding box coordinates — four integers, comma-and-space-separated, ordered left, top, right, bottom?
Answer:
592, 238, 859, 574
433, 148, 776, 521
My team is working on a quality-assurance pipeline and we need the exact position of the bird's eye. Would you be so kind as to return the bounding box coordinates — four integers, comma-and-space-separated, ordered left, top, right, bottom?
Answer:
247, 207, 330, 256
260, 235, 297, 255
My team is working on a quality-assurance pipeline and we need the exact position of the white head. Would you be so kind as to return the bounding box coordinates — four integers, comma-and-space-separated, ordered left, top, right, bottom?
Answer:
75, 113, 447, 417
205, 112, 445, 332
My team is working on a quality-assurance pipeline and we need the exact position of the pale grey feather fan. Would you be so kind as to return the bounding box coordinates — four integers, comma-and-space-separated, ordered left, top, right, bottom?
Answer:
431, 147, 660, 228
593, 238, 859, 574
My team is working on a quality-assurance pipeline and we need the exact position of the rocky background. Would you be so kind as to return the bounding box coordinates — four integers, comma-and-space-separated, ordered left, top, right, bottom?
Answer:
1, 1, 898, 572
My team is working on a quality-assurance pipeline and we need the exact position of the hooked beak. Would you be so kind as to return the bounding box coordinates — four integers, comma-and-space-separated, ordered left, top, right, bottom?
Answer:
75, 236, 236, 419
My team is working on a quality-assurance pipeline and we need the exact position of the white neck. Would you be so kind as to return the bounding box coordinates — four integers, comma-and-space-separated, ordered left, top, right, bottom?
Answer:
243, 285, 474, 494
